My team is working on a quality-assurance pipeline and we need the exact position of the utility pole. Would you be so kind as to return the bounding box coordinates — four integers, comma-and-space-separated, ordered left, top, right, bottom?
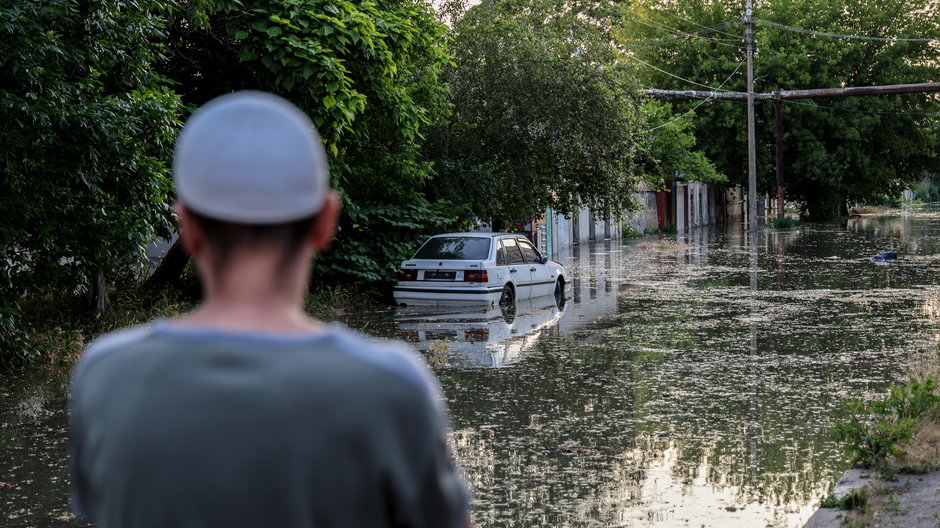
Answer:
646, 81, 940, 219
774, 93, 784, 218
745, 0, 758, 230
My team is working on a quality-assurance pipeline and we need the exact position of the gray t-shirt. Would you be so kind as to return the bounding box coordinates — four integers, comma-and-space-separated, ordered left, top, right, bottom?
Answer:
69, 321, 469, 528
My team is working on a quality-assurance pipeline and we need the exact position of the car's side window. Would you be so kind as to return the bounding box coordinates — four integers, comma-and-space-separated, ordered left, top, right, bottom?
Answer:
502, 238, 526, 265
518, 239, 541, 263
496, 242, 508, 266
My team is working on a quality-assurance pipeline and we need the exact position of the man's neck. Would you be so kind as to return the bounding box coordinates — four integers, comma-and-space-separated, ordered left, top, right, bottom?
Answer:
175, 300, 321, 334
175, 252, 320, 334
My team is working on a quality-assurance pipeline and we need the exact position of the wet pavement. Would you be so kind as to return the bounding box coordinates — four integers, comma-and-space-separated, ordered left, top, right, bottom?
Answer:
3, 211, 940, 527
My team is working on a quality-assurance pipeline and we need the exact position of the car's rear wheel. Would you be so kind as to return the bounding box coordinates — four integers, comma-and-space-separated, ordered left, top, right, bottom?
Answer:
499, 284, 515, 306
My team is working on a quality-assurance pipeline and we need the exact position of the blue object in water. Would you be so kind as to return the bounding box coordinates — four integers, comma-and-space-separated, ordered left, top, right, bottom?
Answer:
871, 251, 898, 262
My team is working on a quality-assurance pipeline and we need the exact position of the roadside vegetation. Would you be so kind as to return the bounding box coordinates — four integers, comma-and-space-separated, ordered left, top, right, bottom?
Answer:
10, 280, 383, 373
768, 216, 800, 229
823, 349, 940, 526
4, 0, 940, 368
912, 174, 940, 204
831, 375, 940, 477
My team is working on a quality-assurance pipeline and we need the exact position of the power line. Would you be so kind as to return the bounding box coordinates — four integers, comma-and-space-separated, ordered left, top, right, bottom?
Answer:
650, 10, 742, 39
755, 18, 940, 42
643, 60, 746, 132
622, 14, 743, 49
624, 34, 736, 50
626, 54, 740, 91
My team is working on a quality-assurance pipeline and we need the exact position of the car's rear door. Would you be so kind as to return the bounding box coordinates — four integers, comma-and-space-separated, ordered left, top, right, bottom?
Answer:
501, 237, 531, 299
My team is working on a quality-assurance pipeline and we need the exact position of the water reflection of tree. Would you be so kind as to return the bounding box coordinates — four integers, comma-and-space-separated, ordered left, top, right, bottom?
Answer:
441, 330, 854, 527
442, 339, 649, 526
0, 376, 81, 527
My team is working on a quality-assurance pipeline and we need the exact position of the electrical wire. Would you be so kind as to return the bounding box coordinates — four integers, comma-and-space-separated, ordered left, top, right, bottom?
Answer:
626, 16, 939, 118
755, 18, 940, 42
622, 14, 743, 49
650, 10, 742, 39
621, 19, 741, 47
642, 60, 746, 132
625, 33, 738, 49
626, 54, 742, 91
629, 14, 740, 41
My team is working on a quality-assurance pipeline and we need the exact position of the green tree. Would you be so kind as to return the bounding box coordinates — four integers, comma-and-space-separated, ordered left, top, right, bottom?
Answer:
639, 100, 726, 185
0, 0, 183, 365
160, 0, 460, 283
620, 0, 940, 219
428, 0, 648, 225
913, 174, 940, 203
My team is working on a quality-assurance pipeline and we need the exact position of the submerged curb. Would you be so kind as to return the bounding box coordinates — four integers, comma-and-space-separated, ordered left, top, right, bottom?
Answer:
803, 468, 874, 527
804, 468, 940, 527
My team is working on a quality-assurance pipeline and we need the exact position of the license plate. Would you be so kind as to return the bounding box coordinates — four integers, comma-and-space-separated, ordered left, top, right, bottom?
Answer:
423, 271, 455, 280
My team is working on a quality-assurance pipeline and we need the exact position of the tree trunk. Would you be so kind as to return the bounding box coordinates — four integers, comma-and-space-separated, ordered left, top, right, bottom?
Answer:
144, 237, 190, 290
86, 268, 111, 315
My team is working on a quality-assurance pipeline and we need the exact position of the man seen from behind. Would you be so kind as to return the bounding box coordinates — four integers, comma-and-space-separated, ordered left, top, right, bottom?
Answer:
68, 91, 470, 528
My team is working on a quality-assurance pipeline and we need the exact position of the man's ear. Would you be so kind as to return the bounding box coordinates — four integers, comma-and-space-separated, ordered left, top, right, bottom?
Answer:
175, 203, 204, 258
310, 190, 341, 253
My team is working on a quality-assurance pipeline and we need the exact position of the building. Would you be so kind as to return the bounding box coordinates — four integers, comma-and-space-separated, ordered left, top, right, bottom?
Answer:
482, 183, 744, 260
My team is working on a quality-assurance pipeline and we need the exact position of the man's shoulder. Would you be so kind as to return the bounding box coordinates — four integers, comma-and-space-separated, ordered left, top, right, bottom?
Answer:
73, 324, 156, 382
324, 325, 442, 405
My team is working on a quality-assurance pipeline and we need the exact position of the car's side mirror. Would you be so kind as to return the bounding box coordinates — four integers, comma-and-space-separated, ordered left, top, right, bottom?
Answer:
540, 255, 549, 264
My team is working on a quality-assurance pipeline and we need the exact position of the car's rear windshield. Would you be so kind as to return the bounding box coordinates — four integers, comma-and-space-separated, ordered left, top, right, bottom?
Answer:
413, 237, 491, 260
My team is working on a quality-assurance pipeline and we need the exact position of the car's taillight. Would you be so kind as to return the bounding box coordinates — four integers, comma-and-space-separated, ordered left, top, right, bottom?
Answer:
465, 328, 489, 342
399, 269, 417, 281
464, 270, 488, 282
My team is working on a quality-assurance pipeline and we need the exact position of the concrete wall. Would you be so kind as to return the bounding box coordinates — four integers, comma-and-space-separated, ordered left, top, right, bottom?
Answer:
669, 181, 730, 236
675, 185, 687, 235
623, 191, 659, 234
726, 186, 745, 222
540, 204, 623, 259
516, 183, 731, 258
577, 208, 591, 244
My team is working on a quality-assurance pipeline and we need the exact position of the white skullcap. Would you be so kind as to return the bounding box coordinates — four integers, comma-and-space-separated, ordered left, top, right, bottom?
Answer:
173, 91, 329, 224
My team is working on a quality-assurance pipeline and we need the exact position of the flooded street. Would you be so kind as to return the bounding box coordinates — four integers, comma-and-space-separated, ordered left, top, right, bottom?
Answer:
3, 212, 940, 527
402, 212, 940, 527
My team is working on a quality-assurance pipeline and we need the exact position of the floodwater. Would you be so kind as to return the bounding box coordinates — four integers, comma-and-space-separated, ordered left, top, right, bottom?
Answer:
3, 211, 940, 527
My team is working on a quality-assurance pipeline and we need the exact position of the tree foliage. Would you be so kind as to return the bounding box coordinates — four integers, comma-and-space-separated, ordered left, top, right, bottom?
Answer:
620, 0, 940, 218
913, 174, 940, 203
639, 100, 726, 185
0, 0, 183, 366
162, 0, 460, 283
428, 0, 648, 224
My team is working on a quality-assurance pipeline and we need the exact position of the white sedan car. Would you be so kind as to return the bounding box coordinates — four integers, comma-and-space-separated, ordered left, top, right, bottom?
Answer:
393, 233, 567, 306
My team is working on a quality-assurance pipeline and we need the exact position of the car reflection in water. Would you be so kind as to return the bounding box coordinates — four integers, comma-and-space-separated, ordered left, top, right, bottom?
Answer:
394, 296, 565, 368
394, 241, 625, 368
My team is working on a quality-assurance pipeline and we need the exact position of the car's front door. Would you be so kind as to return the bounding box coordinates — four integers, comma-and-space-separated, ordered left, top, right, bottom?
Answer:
500, 238, 531, 300
518, 238, 553, 298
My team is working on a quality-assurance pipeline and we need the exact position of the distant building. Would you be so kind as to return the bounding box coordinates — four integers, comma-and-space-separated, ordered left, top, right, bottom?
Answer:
477, 183, 748, 260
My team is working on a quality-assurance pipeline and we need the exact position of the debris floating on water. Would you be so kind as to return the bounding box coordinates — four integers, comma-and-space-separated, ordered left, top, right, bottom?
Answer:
870, 251, 898, 263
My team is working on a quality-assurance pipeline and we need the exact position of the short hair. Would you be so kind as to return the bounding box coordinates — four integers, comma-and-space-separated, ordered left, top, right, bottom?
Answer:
185, 207, 319, 275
